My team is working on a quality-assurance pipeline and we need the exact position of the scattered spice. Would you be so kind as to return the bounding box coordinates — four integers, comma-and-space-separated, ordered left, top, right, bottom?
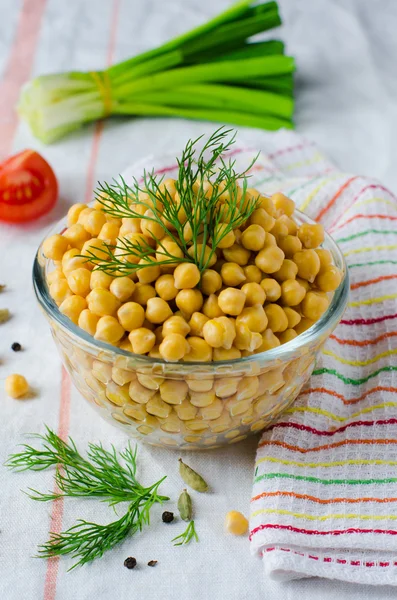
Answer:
0, 284, 5, 292
147, 560, 157, 567
124, 557, 137, 569
178, 459, 208, 493
178, 489, 192, 522
0, 308, 10, 324
162, 511, 174, 523
11, 342, 22, 352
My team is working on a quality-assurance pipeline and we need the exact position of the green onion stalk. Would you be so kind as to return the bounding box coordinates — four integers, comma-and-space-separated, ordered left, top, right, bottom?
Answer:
18, 1, 295, 144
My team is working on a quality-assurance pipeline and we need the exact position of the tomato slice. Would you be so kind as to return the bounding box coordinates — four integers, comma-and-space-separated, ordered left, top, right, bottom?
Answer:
0, 150, 58, 223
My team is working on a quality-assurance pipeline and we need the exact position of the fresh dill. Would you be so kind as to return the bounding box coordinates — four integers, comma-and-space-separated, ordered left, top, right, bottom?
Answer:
172, 520, 199, 546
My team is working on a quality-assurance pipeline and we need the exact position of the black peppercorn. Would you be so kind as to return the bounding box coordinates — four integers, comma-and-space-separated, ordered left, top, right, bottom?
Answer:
162, 511, 174, 523
147, 560, 157, 567
11, 342, 22, 352
124, 557, 137, 569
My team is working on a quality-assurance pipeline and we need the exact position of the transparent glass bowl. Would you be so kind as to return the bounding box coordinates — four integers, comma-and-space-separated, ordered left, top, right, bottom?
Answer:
33, 210, 348, 450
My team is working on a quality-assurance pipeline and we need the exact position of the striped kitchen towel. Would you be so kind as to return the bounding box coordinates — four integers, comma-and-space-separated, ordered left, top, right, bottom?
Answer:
246, 131, 397, 586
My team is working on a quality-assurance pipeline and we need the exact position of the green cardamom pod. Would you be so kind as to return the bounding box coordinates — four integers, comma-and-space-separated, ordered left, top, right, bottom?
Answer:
178, 458, 209, 493
178, 489, 192, 522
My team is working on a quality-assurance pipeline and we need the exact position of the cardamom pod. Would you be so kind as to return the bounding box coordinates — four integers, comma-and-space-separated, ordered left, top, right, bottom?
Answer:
178, 489, 192, 522
178, 458, 209, 493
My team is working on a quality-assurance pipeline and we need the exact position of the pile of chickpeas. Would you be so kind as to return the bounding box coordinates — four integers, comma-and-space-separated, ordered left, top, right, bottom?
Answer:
43, 182, 341, 363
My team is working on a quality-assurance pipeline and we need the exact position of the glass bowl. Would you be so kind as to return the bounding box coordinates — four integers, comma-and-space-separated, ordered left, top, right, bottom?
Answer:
33, 208, 349, 450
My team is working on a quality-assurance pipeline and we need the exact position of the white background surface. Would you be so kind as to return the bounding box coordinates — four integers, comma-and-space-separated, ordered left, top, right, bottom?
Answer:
1, 1, 397, 599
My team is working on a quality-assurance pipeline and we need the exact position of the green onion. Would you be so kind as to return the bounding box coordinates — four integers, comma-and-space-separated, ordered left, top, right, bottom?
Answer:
18, 0, 295, 144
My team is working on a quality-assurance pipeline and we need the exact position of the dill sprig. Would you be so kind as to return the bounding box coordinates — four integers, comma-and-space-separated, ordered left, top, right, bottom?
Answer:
172, 520, 199, 546
88, 127, 260, 276
6, 427, 168, 569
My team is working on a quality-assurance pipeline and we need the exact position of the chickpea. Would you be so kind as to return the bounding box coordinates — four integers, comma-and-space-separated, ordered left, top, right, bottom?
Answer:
273, 259, 298, 282
260, 278, 281, 302
278, 214, 297, 235
201, 269, 222, 295
236, 305, 268, 333
297, 277, 311, 292
67, 203, 86, 226
119, 218, 141, 236
298, 223, 324, 249
135, 259, 160, 284
174, 262, 201, 289
77, 207, 93, 227
42, 234, 69, 261
214, 223, 236, 248
176, 289, 203, 316
155, 274, 178, 300
203, 316, 236, 349
98, 222, 120, 244
95, 316, 125, 343
158, 178, 177, 200
63, 224, 90, 250
159, 333, 190, 361
109, 277, 135, 302
271, 219, 289, 239
301, 290, 329, 321
249, 208, 275, 233
156, 239, 184, 266
234, 323, 262, 351
202, 294, 224, 318
278, 328, 298, 344
295, 317, 314, 335
140, 209, 166, 240
257, 329, 280, 352
183, 337, 213, 362
316, 248, 333, 272
162, 315, 190, 337
241, 224, 266, 251
243, 265, 262, 283
241, 282, 266, 306
255, 246, 284, 273
128, 327, 156, 354
264, 304, 288, 332
213, 347, 242, 361
81, 237, 107, 260
146, 297, 172, 324
187, 244, 216, 268
49, 279, 73, 305
78, 309, 99, 336
278, 234, 302, 258
87, 288, 120, 316
160, 379, 188, 404
283, 306, 301, 328
131, 283, 156, 306
218, 288, 246, 316
47, 268, 65, 285
223, 244, 251, 266
5, 374, 29, 399
90, 269, 113, 290
188, 312, 209, 337
84, 210, 107, 236
293, 249, 320, 282
315, 266, 342, 292
221, 262, 246, 286
280, 279, 306, 306
59, 295, 87, 324
225, 511, 248, 536
271, 192, 295, 216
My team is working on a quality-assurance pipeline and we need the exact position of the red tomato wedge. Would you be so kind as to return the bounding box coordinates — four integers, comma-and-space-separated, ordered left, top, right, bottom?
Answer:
0, 150, 58, 223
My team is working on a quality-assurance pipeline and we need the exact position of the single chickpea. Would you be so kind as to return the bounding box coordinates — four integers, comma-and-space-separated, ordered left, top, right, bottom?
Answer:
278, 234, 302, 257
109, 277, 135, 302
81, 238, 108, 260
131, 283, 156, 305
148, 345, 162, 359
154, 325, 164, 344
63, 224, 91, 250
271, 219, 289, 239
221, 262, 246, 287
315, 248, 333, 272
128, 327, 156, 354
302, 290, 329, 321
159, 333, 190, 361
188, 312, 209, 337
78, 309, 99, 336
47, 268, 65, 285
264, 304, 288, 332
280, 279, 307, 306
241, 224, 266, 251
236, 305, 268, 333
187, 244, 216, 267
90, 269, 113, 290
218, 288, 246, 316
295, 317, 314, 335
273, 259, 298, 282
42, 234, 69, 261
175, 289, 203, 316
223, 244, 251, 266
203, 316, 236, 349
277, 214, 297, 235
298, 223, 324, 249
146, 297, 173, 324
87, 288, 120, 316
250, 191, 276, 216
174, 263, 201, 289
140, 209, 166, 240
249, 208, 275, 233
67, 267, 91, 297
234, 323, 262, 351
271, 192, 295, 216
260, 278, 281, 302
243, 265, 262, 283
278, 329, 298, 344
257, 329, 280, 352
49, 280, 73, 305
201, 269, 222, 295
158, 178, 177, 200
162, 315, 190, 337
136, 259, 161, 284
255, 246, 285, 273
155, 274, 178, 300
241, 282, 266, 306
77, 207, 93, 227
157, 239, 184, 266
283, 306, 301, 328
183, 337, 213, 361
84, 210, 107, 236
293, 249, 320, 282
95, 316, 125, 343
119, 218, 141, 236
67, 203, 86, 226
98, 222, 120, 244
315, 266, 342, 292
214, 223, 236, 248
5, 374, 29, 399
59, 295, 87, 324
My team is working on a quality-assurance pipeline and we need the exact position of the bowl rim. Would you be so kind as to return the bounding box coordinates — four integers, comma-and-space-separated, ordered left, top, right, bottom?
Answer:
33, 208, 349, 372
